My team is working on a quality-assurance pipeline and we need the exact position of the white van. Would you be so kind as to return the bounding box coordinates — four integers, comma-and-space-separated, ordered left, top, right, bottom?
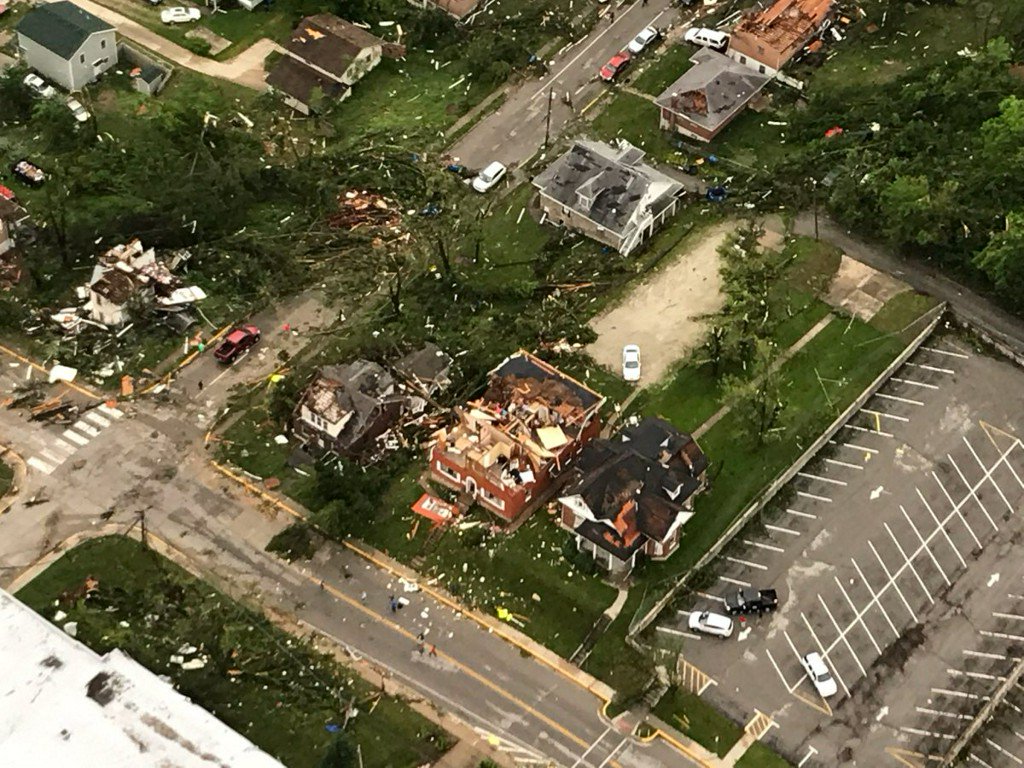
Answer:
684, 27, 729, 51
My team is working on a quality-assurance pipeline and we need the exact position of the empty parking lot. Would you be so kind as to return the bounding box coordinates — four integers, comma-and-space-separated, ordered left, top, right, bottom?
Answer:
660, 331, 1024, 766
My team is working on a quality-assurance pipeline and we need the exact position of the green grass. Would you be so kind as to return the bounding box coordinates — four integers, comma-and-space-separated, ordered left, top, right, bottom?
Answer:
735, 743, 794, 768
589, 90, 675, 162
15, 536, 450, 768
652, 687, 742, 757
582, 589, 650, 702
630, 42, 694, 96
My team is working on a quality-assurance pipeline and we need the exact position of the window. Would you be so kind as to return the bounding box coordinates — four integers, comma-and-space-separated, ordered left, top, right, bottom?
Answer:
80, 54, 85, 63
758, 64, 766, 74
740, 55, 747, 64
479, 487, 506, 511
435, 461, 460, 483
757, 45, 765, 54
101, 40, 106, 50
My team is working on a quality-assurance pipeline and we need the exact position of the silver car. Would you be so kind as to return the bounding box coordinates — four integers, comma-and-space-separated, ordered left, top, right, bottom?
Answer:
66, 97, 90, 123
688, 610, 734, 638
622, 344, 641, 382
471, 161, 507, 193
801, 652, 838, 697
24, 73, 56, 99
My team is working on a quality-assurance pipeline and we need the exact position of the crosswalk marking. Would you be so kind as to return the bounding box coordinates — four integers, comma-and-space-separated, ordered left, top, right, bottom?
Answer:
72, 420, 99, 438
26, 456, 55, 474
84, 411, 110, 428
52, 438, 76, 455
39, 448, 64, 466
98, 404, 123, 419
62, 429, 89, 446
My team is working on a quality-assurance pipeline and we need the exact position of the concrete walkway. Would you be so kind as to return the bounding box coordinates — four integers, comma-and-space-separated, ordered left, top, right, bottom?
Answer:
74, 0, 281, 90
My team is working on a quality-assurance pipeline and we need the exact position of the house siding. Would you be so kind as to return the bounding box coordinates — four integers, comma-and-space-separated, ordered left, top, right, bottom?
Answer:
19, 29, 117, 91
659, 107, 724, 143
537, 191, 623, 252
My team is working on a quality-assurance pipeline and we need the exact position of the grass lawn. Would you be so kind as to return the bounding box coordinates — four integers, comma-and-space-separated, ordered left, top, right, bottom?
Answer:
631, 42, 694, 97
588, 90, 677, 162
652, 687, 742, 758
735, 743, 794, 768
582, 588, 649, 701
16, 536, 451, 768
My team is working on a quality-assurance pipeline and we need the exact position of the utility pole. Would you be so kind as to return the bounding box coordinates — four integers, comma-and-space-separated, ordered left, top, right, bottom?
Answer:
139, 509, 148, 550
811, 177, 819, 241
544, 88, 554, 148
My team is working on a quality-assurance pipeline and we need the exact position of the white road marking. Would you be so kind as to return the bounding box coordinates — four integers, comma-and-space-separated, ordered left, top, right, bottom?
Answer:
833, 575, 882, 655
981, 630, 1024, 642
829, 440, 880, 454
84, 411, 110, 428
98, 404, 123, 418
922, 345, 970, 359
596, 738, 629, 768
985, 738, 1024, 765
943, 456, 999, 533
743, 539, 785, 553
843, 423, 894, 438
932, 688, 988, 701
868, 540, 917, 621
916, 485, 971, 566
901, 504, 951, 585
874, 392, 925, 406
72, 420, 100, 438
850, 557, 900, 638
785, 508, 817, 519
726, 556, 767, 571
62, 429, 89, 447
916, 706, 972, 720
569, 724, 613, 768
797, 746, 818, 767
994, 613, 1024, 621
765, 647, 794, 694
963, 436, 1019, 511
901, 726, 955, 740
970, 753, 996, 768
907, 362, 955, 375
39, 448, 65, 466
948, 669, 1004, 682
52, 438, 75, 455
797, 490, 832, 503
818, 592, 868, 678
891, 376, 939, 390
884, 522, 935, 605
964, 650, 1012, 661
825, 458, 863, 470
862, 408, 910, 423
656, 626, 702, 640
695, 591, 726, 604
766, 524, 801, 536
27, 456, 55, 474
798, 471, 847, 486
802, 611, 850, 697
720, 576, 752, 587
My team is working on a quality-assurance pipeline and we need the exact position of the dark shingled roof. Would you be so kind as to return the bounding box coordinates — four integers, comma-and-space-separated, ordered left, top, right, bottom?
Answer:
566, 417, 708, 560
266, 56, 346, 106
489, 352, 603, 411
655, 49, 769, 133
17, 1, 112, 60
284, 14, 385, 80
138, 64, 165, 86
394, 343, 452, 387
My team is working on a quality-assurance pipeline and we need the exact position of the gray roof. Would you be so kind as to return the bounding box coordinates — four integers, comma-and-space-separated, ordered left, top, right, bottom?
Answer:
284, 14, 384, 80
394, 343, 452, 387
655, 49, 769, 133
138, 64, 166, 85
17, 1, 113, 60
532, 140, 683, 238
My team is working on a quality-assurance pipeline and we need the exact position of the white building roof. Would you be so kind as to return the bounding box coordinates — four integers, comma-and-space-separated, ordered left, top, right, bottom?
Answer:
0, 588, 284, 768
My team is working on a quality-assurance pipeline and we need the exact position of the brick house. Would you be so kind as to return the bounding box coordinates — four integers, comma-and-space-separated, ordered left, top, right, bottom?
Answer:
728, 0, 835, 75
656, 49, 769, 142
558, 417, 708, 574
428, 351, 605, 522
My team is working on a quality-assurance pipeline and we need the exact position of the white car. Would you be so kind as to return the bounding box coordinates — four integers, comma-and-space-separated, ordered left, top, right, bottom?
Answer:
684, 27, 729, 51
23, 73, 56, 99
66, 97, 90, 123
622, 344, 641, 381
160, 6, 201, 23
688, 610, 734, 638
801, 652, 838, 698
472, 161, 507, 193
627, 26, 660, 55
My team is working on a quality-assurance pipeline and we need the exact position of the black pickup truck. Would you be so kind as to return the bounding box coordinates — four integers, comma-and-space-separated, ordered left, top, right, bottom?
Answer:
725, 587, 779, 616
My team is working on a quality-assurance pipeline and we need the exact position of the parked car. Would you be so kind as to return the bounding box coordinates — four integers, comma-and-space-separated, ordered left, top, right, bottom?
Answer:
23, 73, 56, 99
801, 652, 838, 698
684, 27, 729, 51
622, 344, 641, 382
66, 97, 90, 124
471, 161, 507, 193
214, 325, 261, 364
599, 51, 631, 82
627, 26, 660, 55
688, 610, 734, 638
160, 6, 200, 23
725, 588, 779, 616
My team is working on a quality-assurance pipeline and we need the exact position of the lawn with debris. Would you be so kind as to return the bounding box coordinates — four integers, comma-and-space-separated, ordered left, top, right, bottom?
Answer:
15, 536, 452, 768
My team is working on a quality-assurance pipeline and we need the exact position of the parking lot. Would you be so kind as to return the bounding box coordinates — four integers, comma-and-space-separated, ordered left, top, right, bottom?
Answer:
659, 331, 1024, 766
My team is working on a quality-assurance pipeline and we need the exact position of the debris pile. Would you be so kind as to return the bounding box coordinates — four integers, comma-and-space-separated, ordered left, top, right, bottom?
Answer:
327, 190, 402, 232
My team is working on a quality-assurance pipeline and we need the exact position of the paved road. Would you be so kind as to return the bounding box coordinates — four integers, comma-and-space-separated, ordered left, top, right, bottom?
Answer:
448, 0, 696, 170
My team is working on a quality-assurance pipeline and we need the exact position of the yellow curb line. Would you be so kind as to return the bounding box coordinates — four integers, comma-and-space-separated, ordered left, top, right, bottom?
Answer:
652, 728, 716, 767
579, 89, 608, 116
0, 341, 101, 400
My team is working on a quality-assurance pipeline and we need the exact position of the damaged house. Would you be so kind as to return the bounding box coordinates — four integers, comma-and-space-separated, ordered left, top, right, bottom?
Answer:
558, 417, 708, 574
82, 239, 204, 328
728, 0, 835, 75
0, 198, 27, 258
293, 346, 451, 458
656, 49, 769, 142
429, 351, 605, 522
532, 140, 684, 256
266, 14, 404, 116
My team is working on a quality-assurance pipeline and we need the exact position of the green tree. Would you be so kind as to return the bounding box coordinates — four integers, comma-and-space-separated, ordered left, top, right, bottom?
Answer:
318, 732, 358, 768
974, 211, 1024, 305
723, 340, 786, 444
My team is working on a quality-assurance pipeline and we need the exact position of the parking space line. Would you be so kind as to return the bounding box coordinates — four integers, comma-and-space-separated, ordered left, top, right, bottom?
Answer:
766, 524, 801, 536
720, 576, 752, 587
933, 471, 987, 549
830, 440, 880, 454
963, 436, 1019, 512
726, 556, 768, 571
765, 647, 797, 693
964, 650, 1012, 661
869, 540, 918, 620
798, 471, 848, 486
907, 362, 956, 375
818, 593, 869, 679
784, 508, 817, 519
843, 423, 894, 438
825, 458, 864, 470
916, 486, 971, 567
948, 669, 1004, 682
981, 630, 1024, 642
943, 457, 1000, 534
862, 408, 911, 423
695, 591, 726, 604
901, 726, 955, 740
916, 706, 971, 720
801, 612, 851, 697
922, 346, 970, 360
884, 523, 935, 605
932, 688, 988, 701
657, 626, 703, 641
901, 504, 951, 586
969, 753, 996, 767
1010, 594, 1024, 601
851, 557, 900, 637
874, 392, 925, 406
743, 539, 785, 553
985, 738, 1024, 765
993, 612, 1024, 621
833, 575, 883, 654
797, 490, 832, 503
891, 377, 940, 390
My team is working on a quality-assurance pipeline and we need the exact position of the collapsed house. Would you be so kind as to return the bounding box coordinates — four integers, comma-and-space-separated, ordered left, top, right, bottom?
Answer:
73, 239, 204, 329
558, 417, 708, 574
406, 0, 481, 20
728, 0, 835, 75
656, 49, 770, 142
0, 197, 27, 258
532, 140, 684, 256
428, 351, 605, 522
293, 345, 452, 458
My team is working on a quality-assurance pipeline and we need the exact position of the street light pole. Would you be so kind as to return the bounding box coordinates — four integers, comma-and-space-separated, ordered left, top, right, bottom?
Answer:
812, 177, 819, 241
544, 88, 554, 149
